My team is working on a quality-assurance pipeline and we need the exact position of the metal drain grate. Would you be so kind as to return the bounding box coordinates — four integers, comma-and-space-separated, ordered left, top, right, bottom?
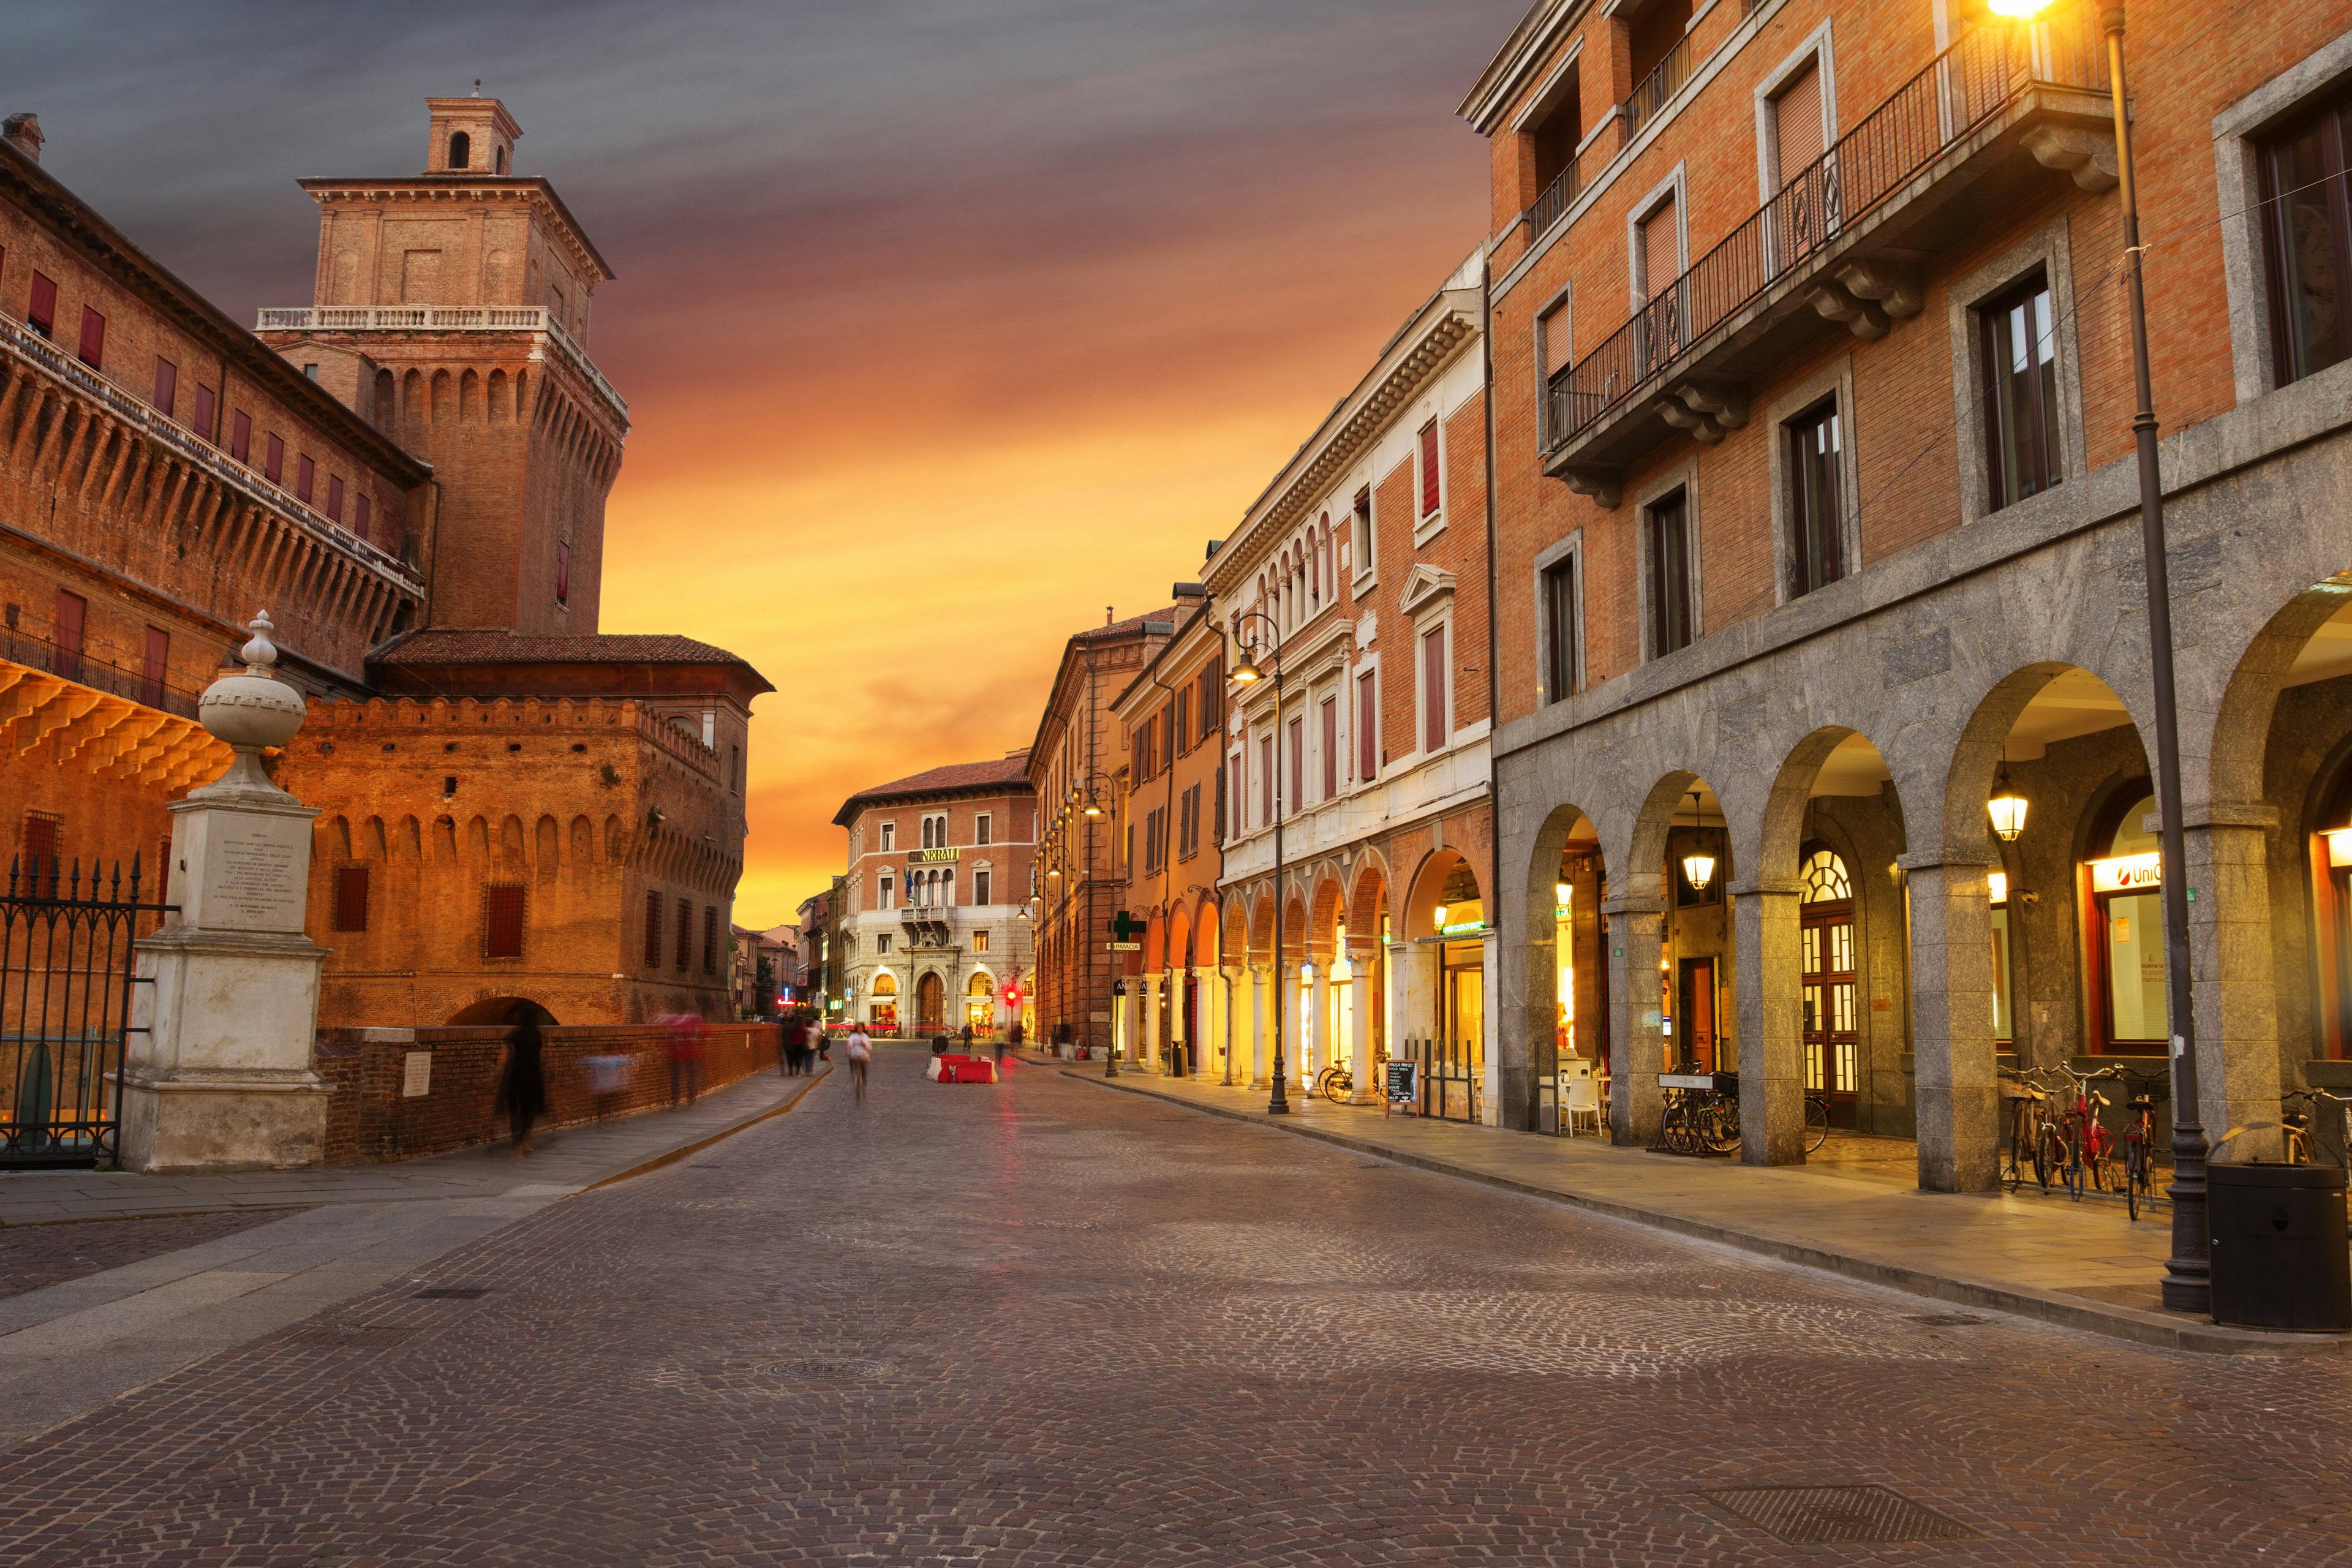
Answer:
1702, 1485, 1978, 1545
1906, 1313, 1986, 1327
413, 1287, 489, 1300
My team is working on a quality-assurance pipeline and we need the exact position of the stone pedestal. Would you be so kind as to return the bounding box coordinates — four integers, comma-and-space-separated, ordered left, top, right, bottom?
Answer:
118, 616, 331, 1174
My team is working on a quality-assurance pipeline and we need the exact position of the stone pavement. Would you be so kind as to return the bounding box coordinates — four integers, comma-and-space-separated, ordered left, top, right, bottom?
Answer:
0, 1044, 2346, 1566
1072, 1062, 2348, 1357
0, 1064, 829, 1449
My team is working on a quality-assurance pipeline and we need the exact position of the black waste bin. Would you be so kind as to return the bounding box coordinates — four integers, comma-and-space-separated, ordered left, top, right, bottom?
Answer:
2207, 1161, 2352, 1332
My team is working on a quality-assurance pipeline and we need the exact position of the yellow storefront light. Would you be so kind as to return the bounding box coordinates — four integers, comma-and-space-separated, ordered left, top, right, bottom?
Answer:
1555, 881, 1572, 908
1986, 0, 2054, 16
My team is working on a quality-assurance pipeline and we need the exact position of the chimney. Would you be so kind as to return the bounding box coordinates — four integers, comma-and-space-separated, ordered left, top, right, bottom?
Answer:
2, 113, 43, 163
1171, 582, 1205, 601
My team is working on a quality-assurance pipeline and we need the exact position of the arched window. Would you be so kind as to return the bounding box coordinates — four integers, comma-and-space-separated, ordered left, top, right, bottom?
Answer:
1798, 842, 1856, 1109
495, 144, 509, 175
1799, 847, 1851, 903
872, 971, 898, 997
448, 130, 471, 170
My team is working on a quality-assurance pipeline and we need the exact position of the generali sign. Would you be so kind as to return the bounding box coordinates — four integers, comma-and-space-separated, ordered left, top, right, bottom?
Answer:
2088, 851, 2161, 894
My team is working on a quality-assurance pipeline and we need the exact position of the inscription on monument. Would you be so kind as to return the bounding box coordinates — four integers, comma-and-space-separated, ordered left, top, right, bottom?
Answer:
206, 823, 303, 930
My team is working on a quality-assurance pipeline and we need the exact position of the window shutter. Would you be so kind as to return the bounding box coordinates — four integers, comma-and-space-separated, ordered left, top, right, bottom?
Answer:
703, 907, 718, 973
152, 358, 177, 415
1541, 303, 1575, 377
140, 627, 168, 708
265, 434, 285, 484
26, 271, 55, 335
334, 865, 370, 932
354, 492, 371, 541
1419, 422, 1441, 516
675, 897, 692, 968
21, 812, 62, 885
484, 883, 525, 959
1643, 203, 1679, 299
192, 383, 216, 442
644, 891, 663, 966
1773, 62, 1825, 189
77, 307, 105, 369
1423, 625, 1447, 752
296, 454, 315, 504
1259, 736, 1273, 825
1288, 717, 1303, 814
1321, 697, 1338, 800
230, 411, 252, 464
53, 590, 85, 682
326, 475, 344, 522
1357, 671, 1377, 780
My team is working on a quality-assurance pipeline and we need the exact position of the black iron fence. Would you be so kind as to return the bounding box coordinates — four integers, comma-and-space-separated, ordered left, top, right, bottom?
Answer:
1547, 6, 2106, 451
1, 855, 173, 1168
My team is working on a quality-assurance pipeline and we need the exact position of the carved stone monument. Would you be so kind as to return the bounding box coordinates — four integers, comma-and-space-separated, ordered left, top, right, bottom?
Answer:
120, 614, 330, 1172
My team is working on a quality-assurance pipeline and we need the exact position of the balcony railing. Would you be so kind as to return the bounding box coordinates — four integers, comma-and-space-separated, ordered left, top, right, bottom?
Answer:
0, 311, 424, 592
1547, 7, 2106, 453
1520, 35, 1695, 239
256, 304, 630, 422
1620, 35, 1694, 143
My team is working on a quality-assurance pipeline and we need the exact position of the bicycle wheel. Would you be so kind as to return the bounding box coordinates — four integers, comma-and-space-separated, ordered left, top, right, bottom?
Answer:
2125, 1139, 2147, 1221
2064, 1128, 2085, 1202
1703, 1102, 1741, 1155
1322, 1070, 1351, 1106
1803, 1097, 1830, 1155
2033, 1126, 2064, 1193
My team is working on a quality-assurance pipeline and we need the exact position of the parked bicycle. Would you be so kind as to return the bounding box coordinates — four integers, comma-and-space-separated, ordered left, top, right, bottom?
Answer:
1317, 1062, 1353, 1104
2000, 1065, 2065, 1193
2280, 1087, 2352, 1167
2048, 1063, 2121, 1202
2114, 1067, 2169, 1221
1663, 1074, 1828, 1156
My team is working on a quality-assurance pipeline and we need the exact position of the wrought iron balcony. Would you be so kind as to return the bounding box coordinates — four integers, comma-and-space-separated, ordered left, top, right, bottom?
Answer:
1543, 6, 2113, 500
1520, 36, 1695, 239
255, 303, 628, 423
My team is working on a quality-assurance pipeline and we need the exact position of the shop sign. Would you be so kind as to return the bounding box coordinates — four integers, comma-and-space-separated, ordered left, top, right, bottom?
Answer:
2088, 851, 2161, 894
1385, 1060, 1417, 1104
909, 847, 959, 863
1439, 919, 1487, 936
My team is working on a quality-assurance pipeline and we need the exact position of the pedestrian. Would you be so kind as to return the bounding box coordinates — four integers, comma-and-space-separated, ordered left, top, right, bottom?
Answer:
665, 1011, 708, 1107
501, 1005, 547, 1158
959, 1022, 974, 1055
782, 1014, 808, 1077
845, 1021, 872, 1102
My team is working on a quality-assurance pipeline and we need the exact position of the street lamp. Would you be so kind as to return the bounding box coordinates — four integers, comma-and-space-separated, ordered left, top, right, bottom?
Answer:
1230, 611, 1290, 1115
1985, 0, 2209, 1313
1988, 765, 2030, 843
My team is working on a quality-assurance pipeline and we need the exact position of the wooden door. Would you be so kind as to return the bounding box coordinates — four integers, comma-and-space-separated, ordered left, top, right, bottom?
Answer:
1801, 905, 1856, 1121
1677, 957, 1716, 1073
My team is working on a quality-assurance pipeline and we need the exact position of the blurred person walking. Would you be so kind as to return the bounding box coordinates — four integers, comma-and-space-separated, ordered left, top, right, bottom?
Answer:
664, 1012, 709, 1107
845, 1022, 872, 1102
502, 1005, 547, 1158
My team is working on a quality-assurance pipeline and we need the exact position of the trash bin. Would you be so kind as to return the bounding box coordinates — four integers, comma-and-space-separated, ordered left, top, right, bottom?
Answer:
2206, 1161, 2352, 1332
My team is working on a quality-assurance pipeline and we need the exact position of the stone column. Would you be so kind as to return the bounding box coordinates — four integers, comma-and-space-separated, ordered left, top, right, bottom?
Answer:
121, 616, 330, 1174
1905, 856, 2000, 1192
1250, 963, 1270, 1089
1732, 883, 1806, 1165
1348, 949, 1378, 1104
1604, 886, 1665, 1147
1142, 974, 1161, 1071
1309, 960, 1330, 1088
2187, 812, 2286, 1156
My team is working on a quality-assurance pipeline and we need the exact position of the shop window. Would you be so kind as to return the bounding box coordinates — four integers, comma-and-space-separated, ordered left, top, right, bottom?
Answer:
2085, 787, 2166, 1050
484, 883, 524, 959
2258, 89, 2352, 386
644, 891, 662, 967
334, 865, 369, 932
1785, 401, 1844, 597
2310, 761, 2352, 1058
1980, 273, 2064, 509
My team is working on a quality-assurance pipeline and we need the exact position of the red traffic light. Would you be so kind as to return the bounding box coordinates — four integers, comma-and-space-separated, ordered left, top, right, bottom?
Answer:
1002, 986, 1022, 1005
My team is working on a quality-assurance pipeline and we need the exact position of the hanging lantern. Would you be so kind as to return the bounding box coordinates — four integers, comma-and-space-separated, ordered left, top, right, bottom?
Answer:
1679, 850, 1717, 892
1988, 764, 2029, 842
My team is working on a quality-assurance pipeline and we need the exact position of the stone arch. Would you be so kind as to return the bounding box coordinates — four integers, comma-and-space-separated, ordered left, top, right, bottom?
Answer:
1518, 802, 1605, 1133
466, 815, 489, 859
447, 995, 557, 1027
2208, 571, 2352, 813
1400, 846, 1482, 940
1346, 854, 1390, 938
488, 369, 510, 424
402, 369, 424, 425
431, 369, 454, 423
459, 369, 480, 421
511, 368, 528, 419
1224, 901, 1252, 970
1167, 903, 1193, 973
535, 815, 560, 881
372, 369, 395, 428
1193, 894, 1219, 968
1248, 889, 1276, 962
1144, 911, 1164, 971
1306, 869, 1346, 961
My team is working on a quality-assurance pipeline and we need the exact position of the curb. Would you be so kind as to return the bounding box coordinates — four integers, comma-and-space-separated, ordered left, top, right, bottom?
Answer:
584, 1066, 832, 1191
1071, 1070, 2352, 1360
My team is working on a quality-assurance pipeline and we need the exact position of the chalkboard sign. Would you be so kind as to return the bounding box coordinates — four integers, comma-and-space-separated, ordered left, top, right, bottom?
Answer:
1385, 1060, 1418, 1104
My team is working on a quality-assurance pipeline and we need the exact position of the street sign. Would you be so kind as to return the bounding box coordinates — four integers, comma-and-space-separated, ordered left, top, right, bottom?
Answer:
1658, 1073, 1715, 1090
1107, 941, 1141, 951
1385, 1060, 1417, 1105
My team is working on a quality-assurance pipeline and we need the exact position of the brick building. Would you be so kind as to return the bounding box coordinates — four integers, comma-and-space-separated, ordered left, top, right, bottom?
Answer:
1028, 603, 1189, 1055
1461, 0, 2352, 1191
831, 755, 1036, 1037
794, 880, 844, 1022
1202, 249, 1496, 1117
0, 95, 765, 1038
1107, 597, 1226, 1076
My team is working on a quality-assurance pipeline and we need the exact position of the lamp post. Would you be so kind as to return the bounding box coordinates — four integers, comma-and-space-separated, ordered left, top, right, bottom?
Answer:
1991, 0, 2207, 1313
1068, 768, 1127, 1079
1229, 611, 1290, 1115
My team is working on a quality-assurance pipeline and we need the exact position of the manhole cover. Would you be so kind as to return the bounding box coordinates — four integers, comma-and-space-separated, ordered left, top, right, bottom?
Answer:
282, 1325, 417, 1349
1702, 1485, 1977, 1545
1906, 1313, 1985, 1327
413, 1287, 489, 1300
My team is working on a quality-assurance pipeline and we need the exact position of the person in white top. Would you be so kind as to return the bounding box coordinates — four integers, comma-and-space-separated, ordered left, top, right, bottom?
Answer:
845, 1024, 872, 1102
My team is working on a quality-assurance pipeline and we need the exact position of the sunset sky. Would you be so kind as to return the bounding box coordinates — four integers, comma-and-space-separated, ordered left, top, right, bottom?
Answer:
21, 0, 1526, 925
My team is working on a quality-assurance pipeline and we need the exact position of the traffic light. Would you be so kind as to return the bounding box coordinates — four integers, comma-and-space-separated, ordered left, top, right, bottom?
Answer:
1002, 984, 1022, 1006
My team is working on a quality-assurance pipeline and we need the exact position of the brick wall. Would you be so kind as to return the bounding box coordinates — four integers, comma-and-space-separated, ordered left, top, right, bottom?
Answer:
314, 1022, 781, 1164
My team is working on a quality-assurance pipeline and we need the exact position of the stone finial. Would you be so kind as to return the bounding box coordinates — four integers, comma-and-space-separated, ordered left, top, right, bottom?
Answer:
196, 611, 306, 796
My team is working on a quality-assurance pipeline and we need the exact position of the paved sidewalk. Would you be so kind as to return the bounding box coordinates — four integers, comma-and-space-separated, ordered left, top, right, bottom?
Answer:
0, 1065, 832, 1447
1072, 1063, 2351, 1358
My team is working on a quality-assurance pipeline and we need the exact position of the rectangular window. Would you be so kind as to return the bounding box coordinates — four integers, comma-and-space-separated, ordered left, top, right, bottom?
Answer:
192, 383, 216, 442
1198, 664, 1221, 736
230, 410, 252, 464
879, 873, 895, 910
325, 475, 344, 523
644, 891, 663, 966
2260, 93, 2352, 386
1288, 717, 1304, 814
77, 306, 105, 369
974, 869, 992, 906
53, 589, 85, 682
674, 897, 692, 968
295, 454, 315, 504
1649, 490, 1695, 657
1421, 625, 1447, 751
354, 492, 371, 541
974, 929, 990, 952
264, 434, 285, 484
21, 812, 62, 885
1641, 202, 1681, 361
556, 541, 571, 606
1771, 62, 1828, 263
1354, 487, 1374, 575
1418, 421, 1441, 517
1980, 275, 2063, 510
880, 821, 895, 851
151, 358, 177, 416
484, 883, 525, 959
1543, 556, 1577, 702
703, 907, 719, 974
975, 813, 992, 846
876, 933, 891, 954
1174, 690, 1191, 756
1785, 402, 1844, 597
334, 865, 370, 932
1260, 735, 1274, 825
1357, 671, 1378, 778
1321, 696, 1338, 800
26, 271, 56, 337
140, 626, 168, 708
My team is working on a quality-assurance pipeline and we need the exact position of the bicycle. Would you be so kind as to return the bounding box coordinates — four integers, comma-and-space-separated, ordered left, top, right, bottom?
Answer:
2281, 1087, 2352, 1166
1317, 1062, 1354, 1104
2114, 1067, 2168, 1221
2048, 1063, 2119, 1202
1803, 1094, 1831, 1155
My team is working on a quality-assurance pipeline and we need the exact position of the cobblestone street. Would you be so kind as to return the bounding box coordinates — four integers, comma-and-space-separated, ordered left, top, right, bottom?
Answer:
1, 1048, 2346, 1566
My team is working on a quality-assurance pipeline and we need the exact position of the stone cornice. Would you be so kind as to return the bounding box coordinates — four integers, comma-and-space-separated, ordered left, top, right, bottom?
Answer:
298, 176, 615, 285
1457, 0, 1591, 134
